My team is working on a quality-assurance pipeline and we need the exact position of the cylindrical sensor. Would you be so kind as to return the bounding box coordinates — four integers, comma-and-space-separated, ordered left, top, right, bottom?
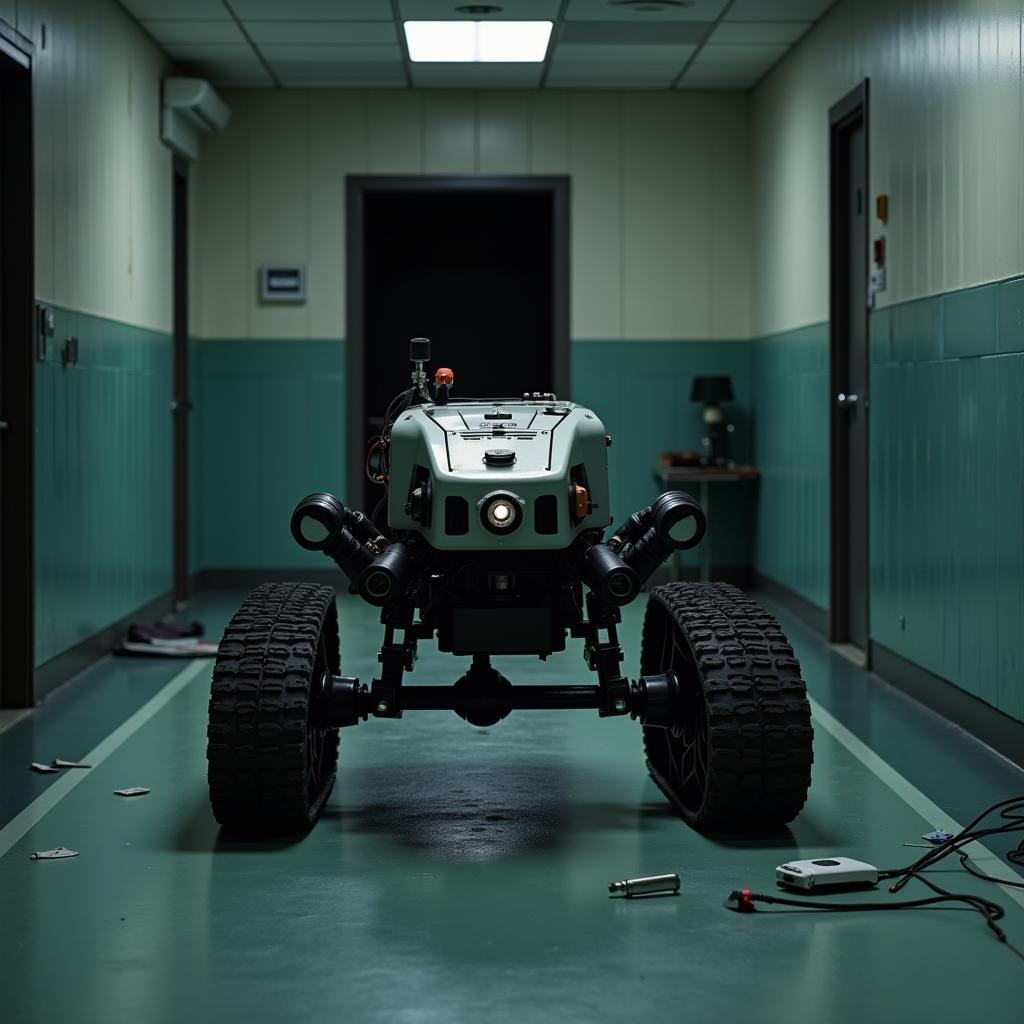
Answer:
359, 542, 416, 606
578, 542, 641, 606
608, 873, 680, 898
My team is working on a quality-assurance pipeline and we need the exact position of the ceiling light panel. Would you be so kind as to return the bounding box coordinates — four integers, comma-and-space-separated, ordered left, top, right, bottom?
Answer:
724, 0, 835, 20
564, 0, 729, 22
405, 21, 553, 62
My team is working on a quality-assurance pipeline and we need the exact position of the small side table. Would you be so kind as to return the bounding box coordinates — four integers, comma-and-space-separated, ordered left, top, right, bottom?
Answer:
652, 465, 760, 582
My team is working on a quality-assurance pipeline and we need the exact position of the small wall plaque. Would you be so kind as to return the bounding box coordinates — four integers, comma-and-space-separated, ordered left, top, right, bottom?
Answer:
260, 264, 306, 303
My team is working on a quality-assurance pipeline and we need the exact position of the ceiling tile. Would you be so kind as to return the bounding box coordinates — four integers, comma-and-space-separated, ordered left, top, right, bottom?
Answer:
690, 42, 788, 65
119, 0, 225, 18
140, 20, 245, 45
260, 43, 401, 62
546, 61, 681, 87
708, 21, 811, 44
163, 42, 256, 60
558, 20, 710, 44
245, 21, 396, 44
231, 0, 393, 18
564, 0, 729, 22
200, 60, 275, 86
398, 0, 560, 18
410, 63, 544, 87
272, 60, 406, 85
682, 65, 760, 82
725, 0, 835, 20
553, 42, 694, 63
677, 76, 755, 90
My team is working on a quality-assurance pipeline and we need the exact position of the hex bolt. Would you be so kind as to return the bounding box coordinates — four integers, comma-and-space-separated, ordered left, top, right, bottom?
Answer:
614, 698, 626, 712
376, 701, 389, 714
608, 873, 680, 898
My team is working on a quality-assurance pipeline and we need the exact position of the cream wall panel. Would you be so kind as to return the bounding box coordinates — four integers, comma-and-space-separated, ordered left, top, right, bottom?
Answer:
194, 88, 753, 342
709, 93, 752, 340
0, 1, 15, 27
20, 0, 172, 331
248, 91, 310, 339
526, 93, 570, 173
478, 92, 530, 173
567, 92, 624, 339
196, 95, 250, 338
367, 92, 424, 174
307, 91, 366, 339
752, 0, 1024, 337
622, 94, 680, 338
423, 92, 476, 173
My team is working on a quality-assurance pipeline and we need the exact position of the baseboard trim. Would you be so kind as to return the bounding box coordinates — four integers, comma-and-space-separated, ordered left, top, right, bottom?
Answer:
870, 642, 1024, 770
34, 589, 174, 700
192, 568, 342, 590
751, 572, 829, 635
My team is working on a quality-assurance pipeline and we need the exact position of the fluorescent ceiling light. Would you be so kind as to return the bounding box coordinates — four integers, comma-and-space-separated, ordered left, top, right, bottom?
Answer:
405, 21, 552, 63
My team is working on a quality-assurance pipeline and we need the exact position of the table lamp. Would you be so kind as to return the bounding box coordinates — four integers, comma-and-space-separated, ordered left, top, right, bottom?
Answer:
690, 375, 734, 467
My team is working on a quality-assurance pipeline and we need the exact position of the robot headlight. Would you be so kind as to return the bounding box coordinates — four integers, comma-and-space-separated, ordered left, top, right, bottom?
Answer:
479, 491, 524, 534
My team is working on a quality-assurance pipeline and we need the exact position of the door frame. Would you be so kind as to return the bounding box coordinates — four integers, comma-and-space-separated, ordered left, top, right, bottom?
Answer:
827, 80, 870, 649
0, 24, 35, 707
344, 175, 570, 512
172, 156, 190, 607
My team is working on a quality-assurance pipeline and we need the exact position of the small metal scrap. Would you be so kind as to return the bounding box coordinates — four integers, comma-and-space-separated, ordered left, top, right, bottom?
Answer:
31, 847, 79, 860
608, 873, 680, 898
922, 829, 954, 844
52, 759, 91, 769
114, 787, 150, 797
30, 762, 59, 774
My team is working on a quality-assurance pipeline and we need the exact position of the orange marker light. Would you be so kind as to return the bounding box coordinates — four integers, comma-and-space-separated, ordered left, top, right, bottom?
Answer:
573, 484, 589, 521
435, 367, 454, 386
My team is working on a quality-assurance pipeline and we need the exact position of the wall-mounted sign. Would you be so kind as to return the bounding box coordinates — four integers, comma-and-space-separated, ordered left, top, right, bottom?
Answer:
260, 264, 306, 303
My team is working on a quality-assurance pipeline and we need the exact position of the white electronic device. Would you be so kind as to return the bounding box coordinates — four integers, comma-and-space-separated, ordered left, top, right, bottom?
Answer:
776, 857, 879, 891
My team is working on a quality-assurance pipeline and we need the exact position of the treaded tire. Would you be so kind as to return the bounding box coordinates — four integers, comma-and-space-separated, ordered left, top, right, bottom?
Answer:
640, 582, 813, 830
207, 582, 340, 833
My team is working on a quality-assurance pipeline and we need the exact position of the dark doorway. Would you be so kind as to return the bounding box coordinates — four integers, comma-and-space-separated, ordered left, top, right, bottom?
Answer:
347, 176, 569, 515
829, 81, 870, 657
0, 26, 34, 707
172, 158, 190, 608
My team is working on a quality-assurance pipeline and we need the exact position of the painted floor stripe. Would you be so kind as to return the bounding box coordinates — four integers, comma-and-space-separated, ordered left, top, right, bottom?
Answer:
809, 697, 1024, 910
0, 658, 209, 860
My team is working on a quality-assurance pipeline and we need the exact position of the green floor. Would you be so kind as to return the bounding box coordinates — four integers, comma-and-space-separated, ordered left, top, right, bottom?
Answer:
1, 589, 1022, 1023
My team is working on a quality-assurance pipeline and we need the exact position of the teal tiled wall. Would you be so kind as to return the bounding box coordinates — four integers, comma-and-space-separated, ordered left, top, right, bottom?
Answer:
751, 278, 1024, 723
35, 306, 172, 667
870, 281, 1024, 723
750, 323, 830, 608
571, 340, 754, 570
192, 339, 754, 572
192, 341, 346, 570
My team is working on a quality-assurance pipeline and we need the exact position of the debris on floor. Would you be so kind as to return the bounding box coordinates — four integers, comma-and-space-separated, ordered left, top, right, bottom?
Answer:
922, 829, 954, 844
117, 637, 219, 657
30, 847, 79, 860
116, 620, 218, 657
113, 787, 150, 797
52, 759, 91, 769
30, 762, 60, 774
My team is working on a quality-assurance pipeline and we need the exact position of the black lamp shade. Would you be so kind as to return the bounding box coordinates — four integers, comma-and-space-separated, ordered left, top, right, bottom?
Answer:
690, 375, 733, 404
